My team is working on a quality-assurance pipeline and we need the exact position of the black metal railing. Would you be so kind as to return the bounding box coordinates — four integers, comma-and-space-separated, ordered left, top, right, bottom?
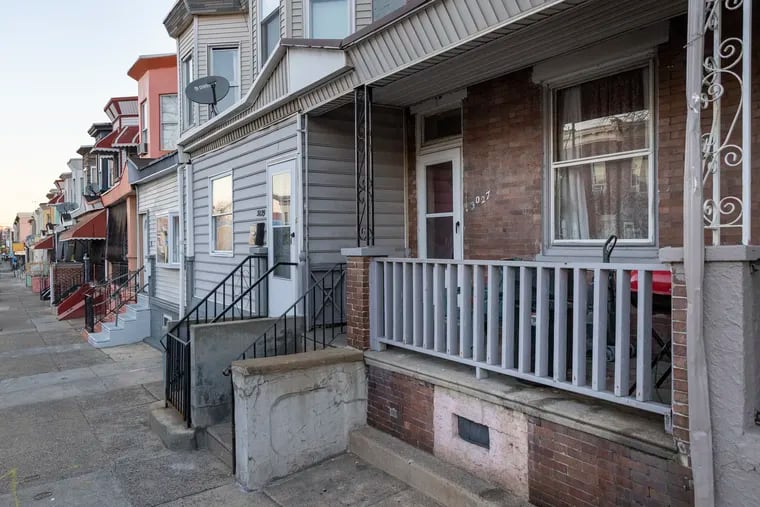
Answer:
53, 268, 86, 305
164, 254, 270, 426
227, 263, 346, 367
40, 275, 51, 301
84, 270, 133, 333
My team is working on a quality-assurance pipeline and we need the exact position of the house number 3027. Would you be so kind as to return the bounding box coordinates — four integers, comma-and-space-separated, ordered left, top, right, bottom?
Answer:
467, 191, 491, 211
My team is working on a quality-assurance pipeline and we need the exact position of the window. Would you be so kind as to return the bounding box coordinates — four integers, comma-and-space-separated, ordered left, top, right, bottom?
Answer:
310, 0, 350, 39
373, 0, 404, 20
182, 54, 194, 127
260, 0, 280, 64
422, 107, 462, 145
157, 213, 181, 264
551, 67, 653, 243
160, 94, 178, 150
99, 157, 112, 191
210, 174, 233, 253
210, 47, 240, 113
140, 100, 148, 151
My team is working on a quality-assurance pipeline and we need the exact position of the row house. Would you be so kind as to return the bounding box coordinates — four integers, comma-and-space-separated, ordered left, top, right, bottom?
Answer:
153, 0, 760, 505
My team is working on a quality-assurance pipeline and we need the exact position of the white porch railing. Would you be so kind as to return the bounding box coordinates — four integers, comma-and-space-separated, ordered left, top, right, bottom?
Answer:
370, 258, 671, 415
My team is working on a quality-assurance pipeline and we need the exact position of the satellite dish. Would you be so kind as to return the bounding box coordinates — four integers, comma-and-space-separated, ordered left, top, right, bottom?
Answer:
186, 76, 230, 105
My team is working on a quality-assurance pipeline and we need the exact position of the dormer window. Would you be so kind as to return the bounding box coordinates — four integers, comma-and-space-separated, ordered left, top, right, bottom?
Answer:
260, 0, 280, 65
309, 0, 351, 39
210, 47, 240, 113
140, 100, 148, 152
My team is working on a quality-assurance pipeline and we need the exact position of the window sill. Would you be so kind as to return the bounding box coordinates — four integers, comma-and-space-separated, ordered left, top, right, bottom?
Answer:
209, 251, 234, 258
538, 244, 661, 264
156, 263, 181, 270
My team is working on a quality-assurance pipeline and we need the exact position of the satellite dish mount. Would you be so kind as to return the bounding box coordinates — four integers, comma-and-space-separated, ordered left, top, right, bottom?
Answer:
186, 76, 231, 117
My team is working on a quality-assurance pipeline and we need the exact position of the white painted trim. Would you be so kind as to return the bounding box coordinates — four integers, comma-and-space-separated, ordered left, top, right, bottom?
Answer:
416, 147, 463, 260
208, 43, 243, 114
258, 0, 282, 71
208, 170, 234, 256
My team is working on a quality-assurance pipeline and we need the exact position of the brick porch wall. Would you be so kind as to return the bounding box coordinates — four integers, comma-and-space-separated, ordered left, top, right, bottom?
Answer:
345, 256, 372, 350
51, 262, 84, 301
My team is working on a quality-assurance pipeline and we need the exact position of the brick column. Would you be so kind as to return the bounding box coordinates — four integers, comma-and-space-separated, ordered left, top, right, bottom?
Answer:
345, 256, 372, 350
668, 263, 690, 465
341, 247, 400, 351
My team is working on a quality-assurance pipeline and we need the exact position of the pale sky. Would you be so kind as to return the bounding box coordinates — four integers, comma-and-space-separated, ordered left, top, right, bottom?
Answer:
0, 0, 177, 226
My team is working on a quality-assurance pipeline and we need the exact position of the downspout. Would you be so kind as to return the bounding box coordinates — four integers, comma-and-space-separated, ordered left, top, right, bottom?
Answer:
182, 148, 194, 309
177, 163, 185, 316
298, 113, 310, 293
684, 1, 714, 504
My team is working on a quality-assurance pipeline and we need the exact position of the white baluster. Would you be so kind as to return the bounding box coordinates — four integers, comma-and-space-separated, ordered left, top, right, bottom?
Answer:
535, 267, 550, 377
518, 267, 532, 373
422, 263, 433, 349
572, 268, 587, 386
460, 265, 473, 359
473, 265, 485, 363
592, 269, 609, 391
383, 261, 393, 340
486, 265, 499, 365
614, 270, 631, 397
636, 270, 653, 401
403, 262, 413, 344
502, 266, 516, 369
553, 268, 568, 382
433, 263, 445, 352
393, 262, 403, 342
413, 263, 422, 347
446, 264, 459, 356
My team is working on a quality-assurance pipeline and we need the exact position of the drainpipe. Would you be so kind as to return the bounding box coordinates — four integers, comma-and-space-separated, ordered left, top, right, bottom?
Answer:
177, 162, 185, 316
298, 113, 309, 293
684, 1, 714, 504
181, 147, 194, 308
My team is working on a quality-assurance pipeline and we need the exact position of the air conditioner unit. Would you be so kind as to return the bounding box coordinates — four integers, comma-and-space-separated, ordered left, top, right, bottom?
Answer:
139, 142, 148, 154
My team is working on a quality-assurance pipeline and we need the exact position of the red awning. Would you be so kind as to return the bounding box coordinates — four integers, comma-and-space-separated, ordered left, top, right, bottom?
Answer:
113, 126, 139, 147
33, 236, 54, 250
59, 210, 107, 241
91, 129, 120, 153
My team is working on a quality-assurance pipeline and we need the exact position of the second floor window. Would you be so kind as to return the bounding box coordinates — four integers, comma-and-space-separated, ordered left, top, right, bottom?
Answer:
261, 0, 280, 64
160, 94, 178, 151
373, 0, 404, 20
310, 0, 350, 39
182, 54, 194, 127
210, 47, 240, 113
140, 100, 148, 150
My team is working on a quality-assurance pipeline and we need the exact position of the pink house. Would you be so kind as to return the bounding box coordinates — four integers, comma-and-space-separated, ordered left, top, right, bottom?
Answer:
128, 54, 179, 159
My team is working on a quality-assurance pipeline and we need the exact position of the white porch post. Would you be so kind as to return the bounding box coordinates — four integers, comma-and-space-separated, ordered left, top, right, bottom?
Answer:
684, 1, 714, 505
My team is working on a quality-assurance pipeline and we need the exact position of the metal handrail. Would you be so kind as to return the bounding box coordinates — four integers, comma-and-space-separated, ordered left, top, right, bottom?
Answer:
224, 263, 346, 373
84, 268, 143, 333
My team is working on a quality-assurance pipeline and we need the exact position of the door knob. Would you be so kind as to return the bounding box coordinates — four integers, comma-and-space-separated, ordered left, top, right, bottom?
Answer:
455, 221, 461, 233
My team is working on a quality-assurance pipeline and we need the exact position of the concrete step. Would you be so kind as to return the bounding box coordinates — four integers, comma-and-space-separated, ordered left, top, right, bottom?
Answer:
148, 401, 197, 451
205, 423, 233, 470
349, 427, 529, 507
88, 307, 151, 349
137, 293, 150, 306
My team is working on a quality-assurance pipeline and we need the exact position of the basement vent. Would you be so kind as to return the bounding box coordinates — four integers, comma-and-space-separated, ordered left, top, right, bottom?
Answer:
457, 415, 490, 449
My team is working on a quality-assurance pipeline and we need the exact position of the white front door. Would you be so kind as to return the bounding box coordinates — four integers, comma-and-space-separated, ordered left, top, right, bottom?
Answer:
267, 158, 298, 316
417, 148, 463, 259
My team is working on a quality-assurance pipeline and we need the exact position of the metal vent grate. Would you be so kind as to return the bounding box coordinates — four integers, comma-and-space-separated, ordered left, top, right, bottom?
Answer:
457, 415, 490, 449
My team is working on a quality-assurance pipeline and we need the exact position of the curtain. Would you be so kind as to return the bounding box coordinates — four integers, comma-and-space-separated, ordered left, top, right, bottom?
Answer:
557, 86, 590, 240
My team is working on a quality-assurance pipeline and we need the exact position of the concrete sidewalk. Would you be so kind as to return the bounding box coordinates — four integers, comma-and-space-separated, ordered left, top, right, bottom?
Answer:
0, 265, 440, 507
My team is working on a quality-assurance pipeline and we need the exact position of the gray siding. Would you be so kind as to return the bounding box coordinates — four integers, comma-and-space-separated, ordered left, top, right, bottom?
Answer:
290, 0, 304, 37
355, 0, 373, 30
191, 119, 298, 298
179, 24, 196, 133
306, 104, 404, 266
137, 173, 182, 305
196, 14, 253, 125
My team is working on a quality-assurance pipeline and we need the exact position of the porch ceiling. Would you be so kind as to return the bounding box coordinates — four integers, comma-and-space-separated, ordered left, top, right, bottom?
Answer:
371, 0, 688, 107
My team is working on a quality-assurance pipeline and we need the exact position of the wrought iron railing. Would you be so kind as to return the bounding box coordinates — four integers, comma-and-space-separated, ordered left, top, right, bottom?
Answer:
83, 271, 132, 333
164, 254, 270, 426
53, 266, 86, 305
227, 263, 347, 365
40, 275, 51, 301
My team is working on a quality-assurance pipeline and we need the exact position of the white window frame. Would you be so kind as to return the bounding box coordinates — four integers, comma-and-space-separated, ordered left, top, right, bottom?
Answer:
304, 0, 355, 39
258, 0, 281, 68
159, 93, 178, 151
548, 61, 656, 248
209, 46, 241, 113
181, 53, 194, 128
140, 100, 148, 150
412, 90, 466, 156
209, 172, 234, 256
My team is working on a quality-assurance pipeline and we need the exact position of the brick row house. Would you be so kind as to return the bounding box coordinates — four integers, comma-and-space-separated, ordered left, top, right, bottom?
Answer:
152, 0, 760, 505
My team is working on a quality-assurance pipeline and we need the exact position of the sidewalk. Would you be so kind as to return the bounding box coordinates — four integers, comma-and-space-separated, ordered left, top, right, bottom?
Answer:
0, 265, 440, 506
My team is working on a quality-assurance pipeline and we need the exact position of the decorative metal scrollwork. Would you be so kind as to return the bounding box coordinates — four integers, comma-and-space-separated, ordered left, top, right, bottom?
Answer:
355, 85, 375, 247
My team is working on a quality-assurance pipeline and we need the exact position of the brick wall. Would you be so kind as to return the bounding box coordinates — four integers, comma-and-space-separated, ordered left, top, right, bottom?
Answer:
51, 262, 85, 301
367, 366, 434, 453
528, 417, 693, 507
669, 264, 690, 462
346, 256, 372, 350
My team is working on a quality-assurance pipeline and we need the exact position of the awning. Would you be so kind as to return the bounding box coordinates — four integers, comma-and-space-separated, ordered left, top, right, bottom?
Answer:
91, 129, 120, 153
113, 126, 139, 147
59, 210, 107, 241
33, 236, 54, 250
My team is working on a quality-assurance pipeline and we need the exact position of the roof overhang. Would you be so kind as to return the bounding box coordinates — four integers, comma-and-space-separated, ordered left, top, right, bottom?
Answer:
32, 236, 54, 250
164, 0, 247, 38
127, 53, 177, 81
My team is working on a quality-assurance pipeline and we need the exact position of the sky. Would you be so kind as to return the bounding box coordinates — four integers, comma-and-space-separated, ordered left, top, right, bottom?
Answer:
0, 0, 177, 226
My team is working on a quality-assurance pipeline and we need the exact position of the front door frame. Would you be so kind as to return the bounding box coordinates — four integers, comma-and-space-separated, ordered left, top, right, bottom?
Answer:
266, 155, 300, 316
416, 147, 464, 259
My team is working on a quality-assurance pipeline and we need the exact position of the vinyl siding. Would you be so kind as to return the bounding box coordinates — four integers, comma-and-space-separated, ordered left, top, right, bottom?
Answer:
196, 14, 253, 125
179, 24, 196, 133
137, 173, 182, 305
306, 104, 404, 266
191, 118, 298, 298
290, 0, 304, 37
355, 0, 373, 30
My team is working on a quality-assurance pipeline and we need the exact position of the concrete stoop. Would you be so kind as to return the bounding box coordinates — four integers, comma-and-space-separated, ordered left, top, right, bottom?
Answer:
349, 426, 530, 507
148, 401, 198, 451
203, 423, 234, 470
87, 294, 150, 348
